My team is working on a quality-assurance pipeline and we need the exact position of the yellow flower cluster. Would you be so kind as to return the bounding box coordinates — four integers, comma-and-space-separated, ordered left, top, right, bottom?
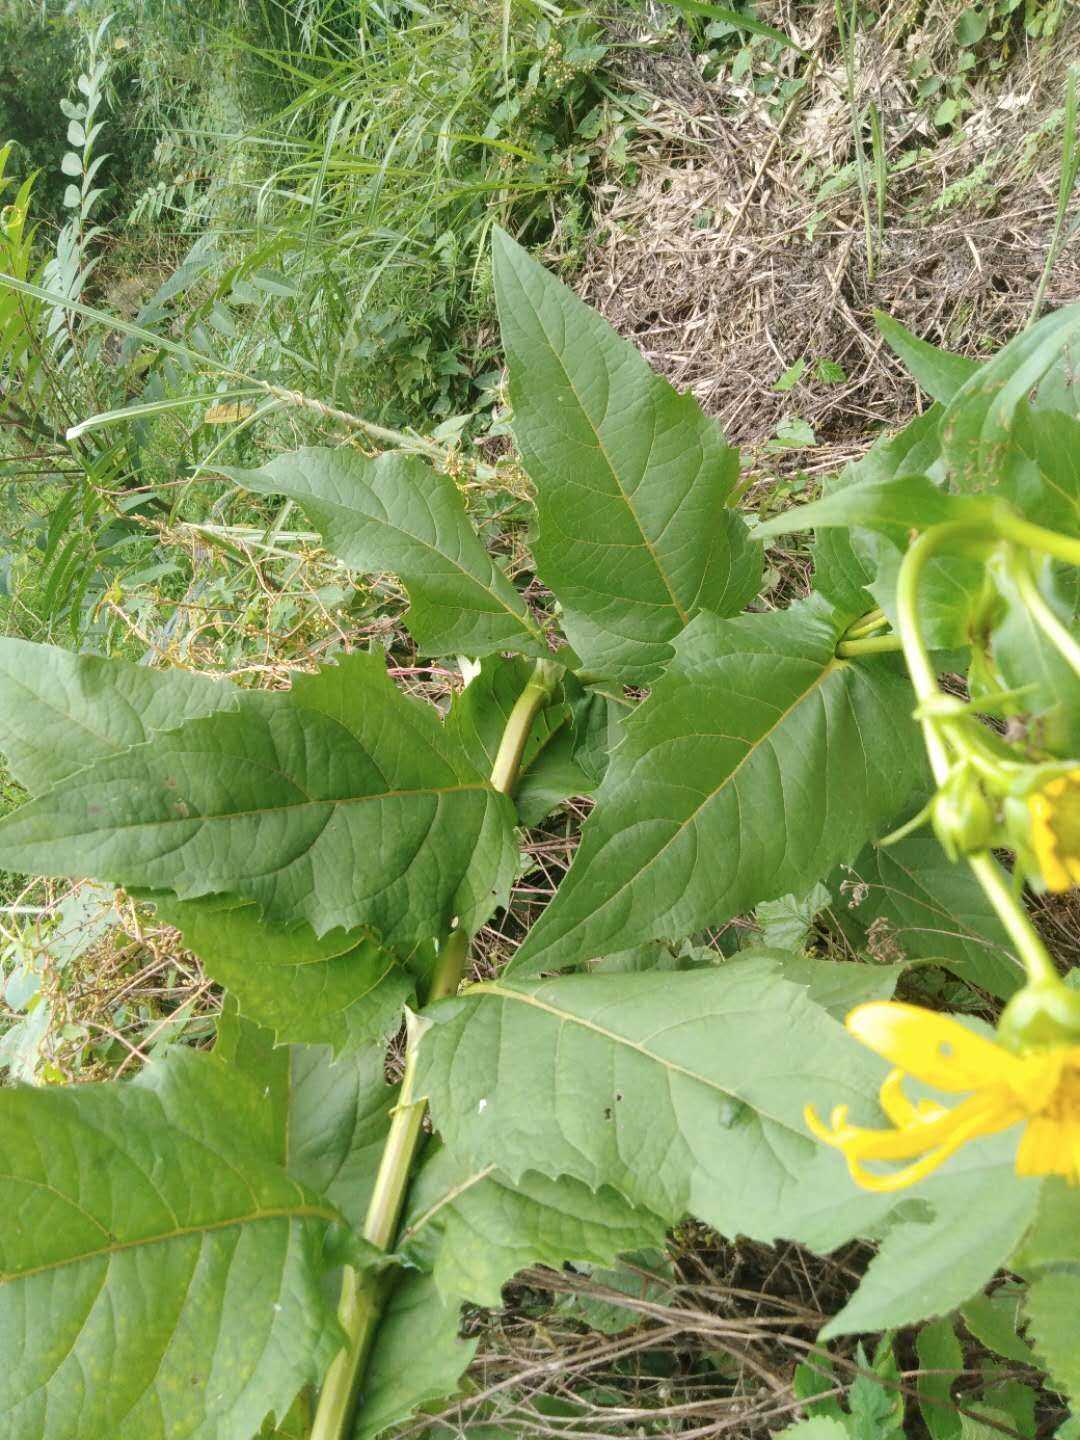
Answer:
1028, 769, 1080, 892
806, 1002, 1080, 1191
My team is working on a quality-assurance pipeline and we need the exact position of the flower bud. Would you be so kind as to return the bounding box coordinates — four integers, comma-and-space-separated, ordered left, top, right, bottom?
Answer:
998, 979, 1080, 1051
931, 765, 995, 861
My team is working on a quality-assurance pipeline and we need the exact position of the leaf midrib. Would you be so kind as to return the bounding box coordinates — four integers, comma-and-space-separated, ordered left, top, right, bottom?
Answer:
511, 265, 692, 626
1, 1200, 338, 1284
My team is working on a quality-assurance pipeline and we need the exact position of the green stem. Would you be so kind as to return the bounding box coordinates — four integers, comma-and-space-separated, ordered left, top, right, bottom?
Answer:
966, 852, 1059, 989
310, 657, 562, 1440
835, 634, 903, 657
990, 508, 1080, 568
1010, 551, 1080, 677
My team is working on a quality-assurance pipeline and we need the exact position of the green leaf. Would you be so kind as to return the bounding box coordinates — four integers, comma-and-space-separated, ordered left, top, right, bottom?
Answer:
756, 881, 832, 952
417, 959, 897, 1249
849, 1336, 904, 1440
214, 1006, 398, 1233
553, 1250, 676, 1334
955, 6, 988, 44
0, 1048, 342, 1440
875, 312, 981, 404
353, 1274, 475, 1440
153, 892, 416, 1054
666, 0, 809, 54
493, 227, 760, 681
773, 1420, 851, 1440
512, 597, 926, 975
760, 952, 899, 1021
833, 838, 1022, 999
960, 1291, 1034, 1365
917, 1318, 963, 1440
942, 304, 1080, 494
812, 408, 945, 617
990, 555, 1080, 756
401, 1146, 665, 1307
1024, 1272, 1080, 1402
756, 475, 979, 542
0, 637, 239, 793
223, 448, 548, 660
0, 655, 517, 947
821, 1131, 1042, 1337
1011, 408, 1080, 537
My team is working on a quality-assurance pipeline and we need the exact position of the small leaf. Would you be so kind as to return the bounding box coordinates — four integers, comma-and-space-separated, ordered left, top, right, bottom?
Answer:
402, 1146, 665, 1307
917, 1318, 963, 1440
875, 313, 980, 403
756, 474, 977, 541
942, 304, 1080, 494
66, 119, 86, 146
774, 357, 808, 391
224, 448, 548, 660
153, 892, 416, 1054
961, 1291, 1035, 1365
512, 597, 926, 975
493, 227, 760, 681
955, 6, 989, 45
833, 839, 1022, 999
62, 184, 81, 209
1024, 1272, 1080, 1403
60, 150, 82, 176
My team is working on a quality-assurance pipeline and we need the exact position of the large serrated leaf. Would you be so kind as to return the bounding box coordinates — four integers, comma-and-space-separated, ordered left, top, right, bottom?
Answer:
1023, 1273, 1080, 1403
224, 448, 548, 659
0, 1047, 342, 1440
512, 597, 926, 975
0, 637, 239, 793
154, 892, 416, 1055
0, 655, 517, 946
833, 838, 1022, 1000
400, 1146, 665, 1307
416, 958, 895, 1248
493, 227, 760, 680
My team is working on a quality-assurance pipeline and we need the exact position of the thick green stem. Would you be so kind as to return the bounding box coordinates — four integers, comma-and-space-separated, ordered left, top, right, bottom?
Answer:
835, 634, 903, 657
310, 657, 561, 1440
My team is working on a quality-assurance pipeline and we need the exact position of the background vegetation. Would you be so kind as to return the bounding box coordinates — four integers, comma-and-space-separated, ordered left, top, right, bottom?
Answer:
0, 0, 1077, 1434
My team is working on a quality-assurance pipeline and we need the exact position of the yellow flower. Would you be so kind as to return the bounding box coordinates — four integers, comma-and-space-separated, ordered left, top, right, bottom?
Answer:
1028, 768, 1080, 892
805, 1002, 1080, 1192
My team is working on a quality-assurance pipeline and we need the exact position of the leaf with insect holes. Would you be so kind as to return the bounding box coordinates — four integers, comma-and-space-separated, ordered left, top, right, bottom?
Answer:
152, 891, 421, 1055
832, 838, 1022, 1000
0, 1047, 343, 1440
0, 637, 240, 794
417, 956, 900, 1249
493, 227, 760, 681
223, 447, 549, 660
511, 596, 927, 976
0, 654, 517, 947
400, 1144, 666, 1307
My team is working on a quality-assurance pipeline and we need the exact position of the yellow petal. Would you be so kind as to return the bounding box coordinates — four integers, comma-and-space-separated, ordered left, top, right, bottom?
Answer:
845, 1003, 1024, 1092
